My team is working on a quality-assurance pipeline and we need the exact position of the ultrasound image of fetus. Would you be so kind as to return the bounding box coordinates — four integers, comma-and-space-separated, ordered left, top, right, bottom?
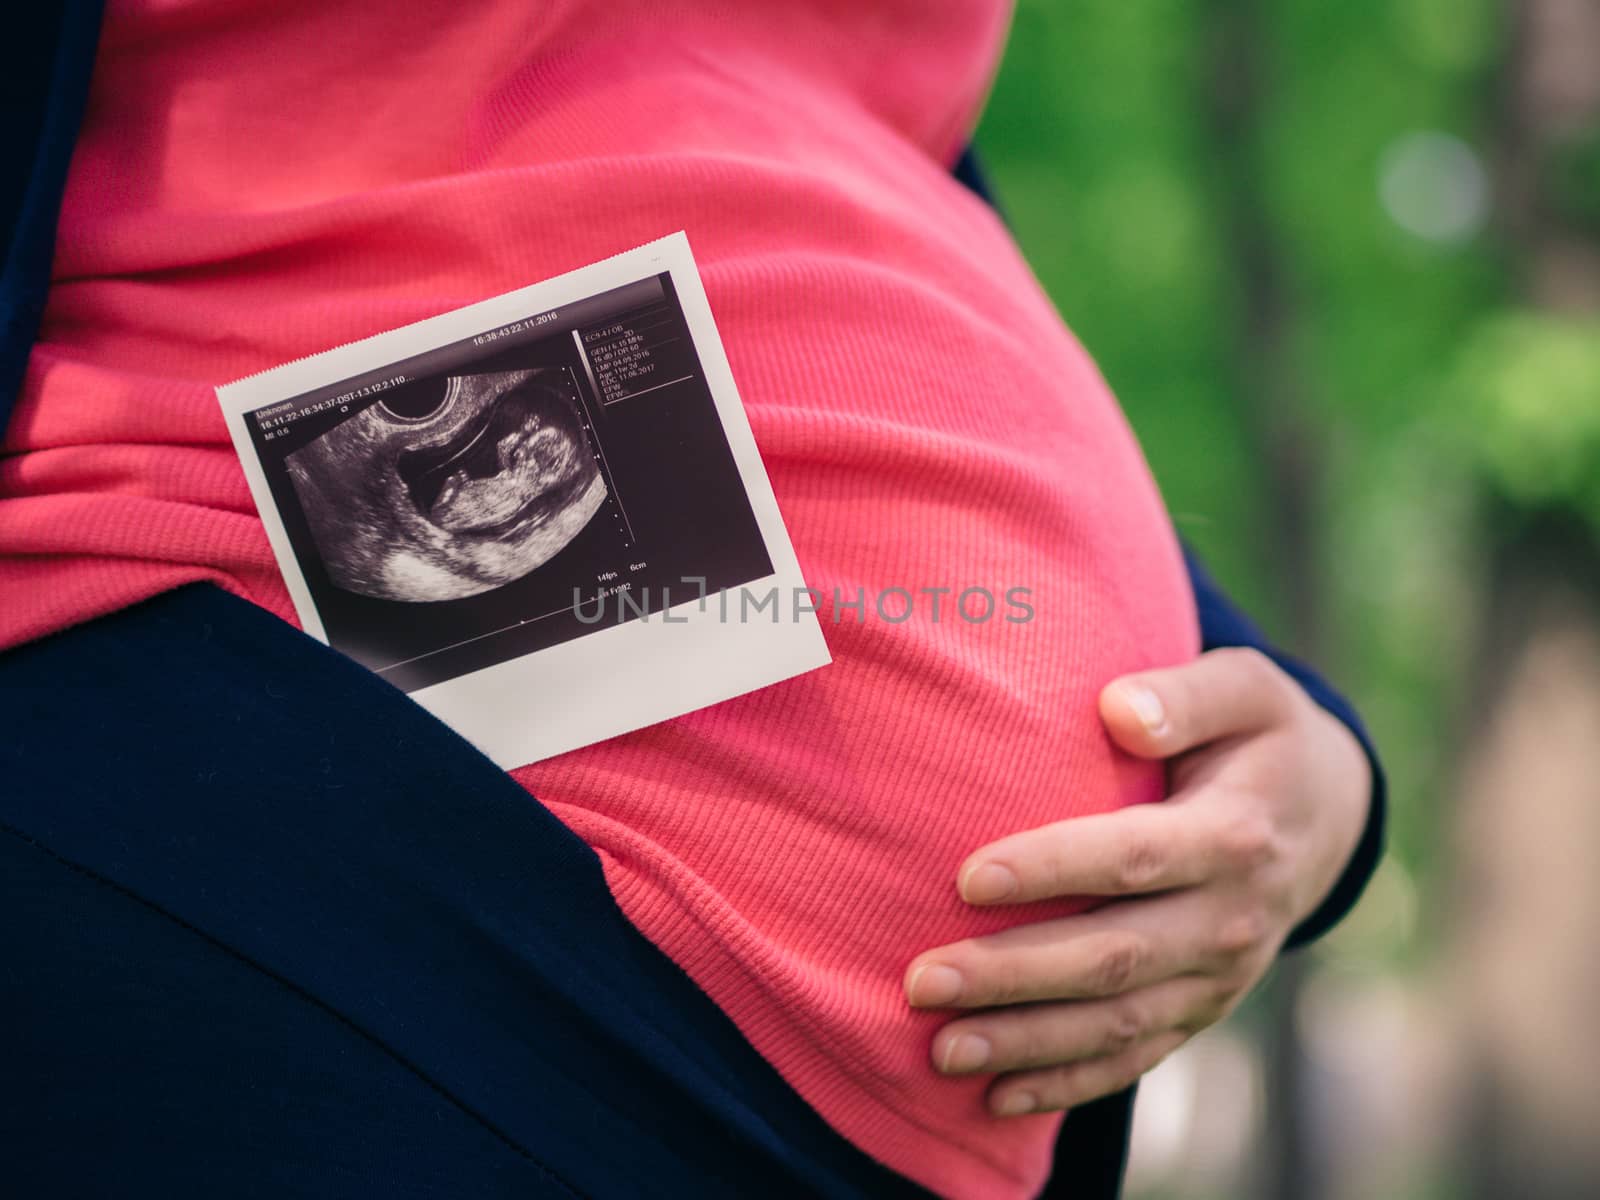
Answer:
287, 368, 607, 602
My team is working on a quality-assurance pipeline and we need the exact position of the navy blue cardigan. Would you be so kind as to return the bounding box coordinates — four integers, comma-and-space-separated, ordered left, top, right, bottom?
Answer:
2, 5, 1382, 1196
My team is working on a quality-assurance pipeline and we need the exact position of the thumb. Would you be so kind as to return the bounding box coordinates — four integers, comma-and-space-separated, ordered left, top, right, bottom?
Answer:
1099, 647, 1293, 760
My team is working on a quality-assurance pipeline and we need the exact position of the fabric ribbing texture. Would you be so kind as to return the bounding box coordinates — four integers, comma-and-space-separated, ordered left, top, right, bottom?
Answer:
0, 3, 1200, 1195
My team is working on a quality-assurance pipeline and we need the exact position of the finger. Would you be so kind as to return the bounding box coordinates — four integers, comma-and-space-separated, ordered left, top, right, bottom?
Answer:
1099, 647, 1294, 760
958, 801, 1232, 905
931, 975, 1224, 1076
988, 1028, 1190, 1116
906, 891, 1239, 1009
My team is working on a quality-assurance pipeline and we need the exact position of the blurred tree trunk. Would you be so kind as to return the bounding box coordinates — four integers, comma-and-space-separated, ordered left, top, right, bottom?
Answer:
1456, 2, 1600, 1197
1207, 2, 1324, 1197
1455, 517, 1600, 1200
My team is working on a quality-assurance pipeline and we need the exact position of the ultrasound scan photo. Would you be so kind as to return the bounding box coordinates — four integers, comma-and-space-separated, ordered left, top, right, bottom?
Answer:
233, 268, 777, 695
219, 238, 829, 763
286, 368, 608, 603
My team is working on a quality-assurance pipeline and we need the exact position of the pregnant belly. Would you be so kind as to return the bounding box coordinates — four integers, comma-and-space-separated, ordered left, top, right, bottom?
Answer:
513, 262, 1200, 1197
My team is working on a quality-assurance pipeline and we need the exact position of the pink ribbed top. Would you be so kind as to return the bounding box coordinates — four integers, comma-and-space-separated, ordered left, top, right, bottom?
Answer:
0, 2, 1199, 1195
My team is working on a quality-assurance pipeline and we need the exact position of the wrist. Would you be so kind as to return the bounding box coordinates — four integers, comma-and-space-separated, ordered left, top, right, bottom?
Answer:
1292, 703, 1374, 929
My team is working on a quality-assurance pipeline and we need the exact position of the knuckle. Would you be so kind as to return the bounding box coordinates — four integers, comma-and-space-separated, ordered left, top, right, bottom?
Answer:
1112, 833, 1167, 892
1215, 908, 1269, 958
1087, 936, 1144, 995
1219, 812, 1277, 872
1100, 1002, 1145, 1056
1250, 648, 1297, 710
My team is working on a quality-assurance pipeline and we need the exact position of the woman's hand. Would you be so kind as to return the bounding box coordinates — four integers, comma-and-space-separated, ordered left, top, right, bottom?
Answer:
902, 647, 1372, 1117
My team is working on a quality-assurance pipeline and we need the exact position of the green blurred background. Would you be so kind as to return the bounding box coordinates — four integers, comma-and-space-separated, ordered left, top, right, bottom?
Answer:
976, 2, 1600, 1197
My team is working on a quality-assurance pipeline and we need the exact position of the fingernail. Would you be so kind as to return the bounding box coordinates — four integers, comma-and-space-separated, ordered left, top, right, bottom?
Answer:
908, 963, 964, 1007
940, 1034, 992, 1074
994, 1091, 1037, 1117
1121, 683, 1168, 736
961, 862, 1018, 904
